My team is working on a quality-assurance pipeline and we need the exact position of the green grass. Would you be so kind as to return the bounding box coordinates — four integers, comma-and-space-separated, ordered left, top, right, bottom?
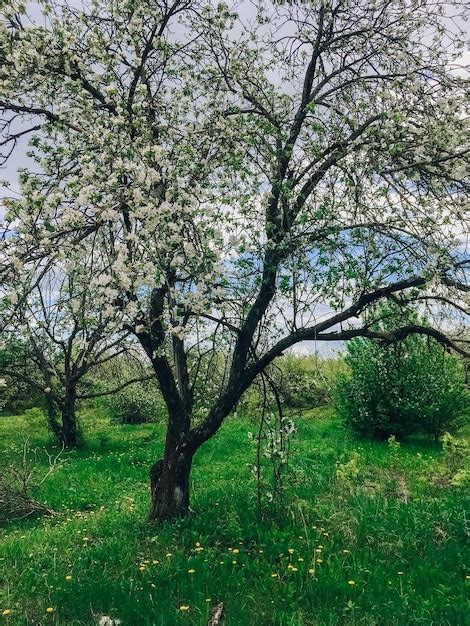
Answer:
1, 408, 469, 625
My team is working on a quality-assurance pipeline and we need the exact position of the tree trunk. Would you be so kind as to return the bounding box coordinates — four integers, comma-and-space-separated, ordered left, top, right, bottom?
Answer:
149, 447, 193, 522
58, 388, 80, 448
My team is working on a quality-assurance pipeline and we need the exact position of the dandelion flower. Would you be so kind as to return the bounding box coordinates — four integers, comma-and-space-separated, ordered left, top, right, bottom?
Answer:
288, 548, 294, 554
316, 559, 323, 564
232, 548, 239, 554
65, 575, 72, 581
271, 573, 278, 578
347, 580, 355, 586
397, 571, 404, 575
179, 605, 190, 612
46, 607, 54, 613
308, 568, 315, 574
187, 569, 195, 574
2, 609, 12, 616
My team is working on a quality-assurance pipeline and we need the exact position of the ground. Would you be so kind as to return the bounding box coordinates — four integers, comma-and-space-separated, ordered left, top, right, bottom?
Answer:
0, 408, 469, 625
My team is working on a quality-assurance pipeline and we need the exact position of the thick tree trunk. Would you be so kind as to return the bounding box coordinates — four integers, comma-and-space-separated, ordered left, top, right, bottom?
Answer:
149, 447, 193, 522
60, 400, 80, 447
55, 388, 80, 448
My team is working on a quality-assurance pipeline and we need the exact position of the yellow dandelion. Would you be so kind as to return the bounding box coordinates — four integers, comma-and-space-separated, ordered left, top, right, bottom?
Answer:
288, 548, 295, 554
187, 569, 195, 574
232, 548, 240, 554
232, 560, 237, 565
179, 605, 190, 612
152, 560, 159, 564
65, 575, 72, 581
298, 557, 304, 562
290, 567, 298, 572
308, 568, 315, 574
397, 571, 404, 575
205, 598, 211, 602
139, 566, 146, 571
466, 575, 470, 580
271, 573, 278, 578
195, 542, 201, 547
46, 607, 54, 613
2, 610, 12, 617
347, 580, 355, 586
316, 559, 323, 564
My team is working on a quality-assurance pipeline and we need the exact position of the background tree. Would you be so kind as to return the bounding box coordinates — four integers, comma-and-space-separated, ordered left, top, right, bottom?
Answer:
1, 247, 147, 446
0, 0, 468, 520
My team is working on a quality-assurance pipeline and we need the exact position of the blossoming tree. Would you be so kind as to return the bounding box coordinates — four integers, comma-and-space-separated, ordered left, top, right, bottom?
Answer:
1, 243, 148, 447
1, 0, 468, 520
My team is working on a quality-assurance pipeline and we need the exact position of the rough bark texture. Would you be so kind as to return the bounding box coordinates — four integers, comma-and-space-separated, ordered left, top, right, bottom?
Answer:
149, 448, 193, 521
46, 388, 80, 448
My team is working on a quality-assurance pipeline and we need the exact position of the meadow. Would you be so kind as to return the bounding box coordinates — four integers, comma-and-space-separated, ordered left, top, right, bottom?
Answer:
1, 407, 469, 625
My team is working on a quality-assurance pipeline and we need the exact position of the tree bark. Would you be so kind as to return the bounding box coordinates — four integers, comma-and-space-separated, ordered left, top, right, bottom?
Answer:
149, 446, 193, 522
58, 388, 80, 447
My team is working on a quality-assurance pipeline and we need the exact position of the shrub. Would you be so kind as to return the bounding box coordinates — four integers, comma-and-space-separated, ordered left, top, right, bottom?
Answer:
276, 354, 346, 409
103, 382, 165, 424
335, 335, 468, 440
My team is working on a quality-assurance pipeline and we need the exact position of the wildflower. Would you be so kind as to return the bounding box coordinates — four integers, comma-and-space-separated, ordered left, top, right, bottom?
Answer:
187, 569, 195, 574
466, 575, 470, 580
271, 573, 278, 578
205, 598, 211, 602
347, 580, 355, 586
232, 548, 239, 554
195, 542, 201, 547
139, 566, 146, 571
397, 571, 404, 575
166, 553, 172, 558
316, 559, 323, 564
179, 605, 190, 612
46, 607, 54, 613
232, 560, 237, 565
2, 610, 12, 616
65, 575, 72, 581
308, 568, 315, 574
288, 548, 294, 554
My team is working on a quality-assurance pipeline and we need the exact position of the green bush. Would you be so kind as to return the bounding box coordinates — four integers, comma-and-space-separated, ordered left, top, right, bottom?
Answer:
103, 382, 165, 424
335, 336, 468, 440
276, 354, 346, 409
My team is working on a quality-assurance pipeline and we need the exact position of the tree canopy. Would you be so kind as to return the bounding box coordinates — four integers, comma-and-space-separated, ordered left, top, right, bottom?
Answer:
1, 0, 468, 520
